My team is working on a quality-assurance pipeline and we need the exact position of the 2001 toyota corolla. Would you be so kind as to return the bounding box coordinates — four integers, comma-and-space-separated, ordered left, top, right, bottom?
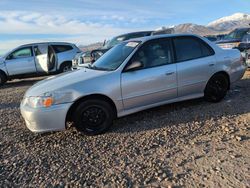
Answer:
20, 34, 247, 135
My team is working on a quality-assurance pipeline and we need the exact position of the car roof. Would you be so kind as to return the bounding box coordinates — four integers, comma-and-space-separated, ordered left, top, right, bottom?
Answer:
126, 33, 203, 43
18, 42, 75, 48
116, 31, 153, 37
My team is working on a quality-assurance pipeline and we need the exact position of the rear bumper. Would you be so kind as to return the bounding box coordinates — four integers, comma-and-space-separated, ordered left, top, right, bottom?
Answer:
20, 102, 73, 133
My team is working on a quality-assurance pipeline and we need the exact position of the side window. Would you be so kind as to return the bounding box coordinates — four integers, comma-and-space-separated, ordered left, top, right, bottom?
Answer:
129, 38, 173, 69
242, 34, 250, 42
7, 47, 33, 60
34, 46, 42, 56
34, 45, 48, 56
173, 37, 214, 62
52, 45, 73, 53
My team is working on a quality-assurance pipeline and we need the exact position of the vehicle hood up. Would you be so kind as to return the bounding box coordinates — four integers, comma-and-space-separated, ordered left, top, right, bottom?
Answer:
24, 68, 110, 97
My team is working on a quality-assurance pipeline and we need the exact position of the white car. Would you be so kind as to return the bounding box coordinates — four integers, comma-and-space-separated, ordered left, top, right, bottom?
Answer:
0, 42, 81, 86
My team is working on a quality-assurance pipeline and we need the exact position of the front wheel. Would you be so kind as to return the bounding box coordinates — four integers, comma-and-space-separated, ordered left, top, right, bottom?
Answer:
60, 62, 72, 73
204, 73, 229, 102
73, 99, 115, 135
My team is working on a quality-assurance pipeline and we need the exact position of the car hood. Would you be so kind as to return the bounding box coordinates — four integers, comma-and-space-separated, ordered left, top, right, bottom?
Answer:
25, 68, 110, 97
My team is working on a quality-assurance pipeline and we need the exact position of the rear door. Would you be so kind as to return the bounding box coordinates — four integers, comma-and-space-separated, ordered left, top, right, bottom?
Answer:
34, 44, 49, 73
173, 36, 216, 97
5, 46, 36, 75
121, 38, 177, 110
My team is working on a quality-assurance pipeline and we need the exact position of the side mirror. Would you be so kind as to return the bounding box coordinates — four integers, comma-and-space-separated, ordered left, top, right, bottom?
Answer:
125, 61, 143, 72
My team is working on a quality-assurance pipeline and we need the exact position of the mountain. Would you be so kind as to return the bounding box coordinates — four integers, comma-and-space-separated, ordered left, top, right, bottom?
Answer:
173, 23, 217, 36
78, 42, 103, 52
207, 13, 250, 31
165, 13, 250, 36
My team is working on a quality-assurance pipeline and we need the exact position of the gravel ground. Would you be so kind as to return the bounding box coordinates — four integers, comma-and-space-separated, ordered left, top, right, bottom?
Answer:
0, 71, 249, 188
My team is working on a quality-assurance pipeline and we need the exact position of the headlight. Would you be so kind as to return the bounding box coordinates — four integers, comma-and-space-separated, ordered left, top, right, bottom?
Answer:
23, 91, 73, 108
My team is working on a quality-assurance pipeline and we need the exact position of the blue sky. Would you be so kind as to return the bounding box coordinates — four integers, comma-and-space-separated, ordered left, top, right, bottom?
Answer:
0, 0, 249, 54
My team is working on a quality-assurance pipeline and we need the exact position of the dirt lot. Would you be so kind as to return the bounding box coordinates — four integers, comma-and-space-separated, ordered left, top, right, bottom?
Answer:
0, 71, 249, 188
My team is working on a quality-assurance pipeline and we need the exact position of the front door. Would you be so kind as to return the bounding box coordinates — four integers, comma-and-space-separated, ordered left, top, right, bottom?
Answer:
121, 38, 177, 110
5, 46, 36, 76
34, 44, 49, 73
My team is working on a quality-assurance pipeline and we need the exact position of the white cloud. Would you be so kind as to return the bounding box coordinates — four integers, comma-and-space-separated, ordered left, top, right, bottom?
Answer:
0, 11, 129, 35
0, 10, 146, 53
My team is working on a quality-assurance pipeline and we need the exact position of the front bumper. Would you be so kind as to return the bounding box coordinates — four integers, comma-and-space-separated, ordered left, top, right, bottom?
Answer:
20, 102, 73, 133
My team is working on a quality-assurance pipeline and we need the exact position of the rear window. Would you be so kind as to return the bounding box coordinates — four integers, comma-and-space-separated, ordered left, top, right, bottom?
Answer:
52, 45, 73, 53
242, 34, 250, 42
173, 37, 214, 62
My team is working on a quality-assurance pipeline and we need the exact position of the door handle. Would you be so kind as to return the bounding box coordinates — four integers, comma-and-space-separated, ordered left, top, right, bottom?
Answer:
209, 63, 215, 67
165, 71, 175, 76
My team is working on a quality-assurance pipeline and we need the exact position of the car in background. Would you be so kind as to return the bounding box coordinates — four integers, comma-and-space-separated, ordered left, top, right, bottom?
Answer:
238, 42, 250, 67
72, 28, 175, 69
204, 35, 218, 42
21, 34, 246, 135
216, 27, 250, 49
0, 42, 81, 86
216, 34, 227, 41
72, 51, 92, 69
216, 28, 250, 67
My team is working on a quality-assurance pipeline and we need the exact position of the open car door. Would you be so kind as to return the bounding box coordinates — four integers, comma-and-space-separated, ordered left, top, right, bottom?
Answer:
34, 44, 49, 73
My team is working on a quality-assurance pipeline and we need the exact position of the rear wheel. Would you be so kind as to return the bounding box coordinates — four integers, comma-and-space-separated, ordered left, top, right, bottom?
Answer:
204, 73, 229, 102
0, 72, 7, 86
73, 99, 115, 135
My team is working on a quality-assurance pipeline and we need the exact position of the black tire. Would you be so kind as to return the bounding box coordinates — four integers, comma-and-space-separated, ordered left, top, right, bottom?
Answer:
60, 62, 72, 73
0, 72, 7, 86
73, 99, 115, 135
204, 73, 229, 102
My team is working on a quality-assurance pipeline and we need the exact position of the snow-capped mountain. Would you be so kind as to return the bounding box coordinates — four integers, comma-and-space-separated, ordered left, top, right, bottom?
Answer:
207, 13, 250, 31
162, 13, 250, 36
174, 23, 217, 36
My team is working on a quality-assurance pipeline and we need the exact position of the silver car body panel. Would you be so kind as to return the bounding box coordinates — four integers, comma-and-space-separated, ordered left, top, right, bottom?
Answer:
20, 34, 247, 133
21, 102, 72, 132
121, 63, 177, 110
5, 56, 36, 75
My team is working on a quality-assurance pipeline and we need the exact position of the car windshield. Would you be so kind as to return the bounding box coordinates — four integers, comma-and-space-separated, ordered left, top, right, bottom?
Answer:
87, 41, 140, 71
224, 29, 249, 40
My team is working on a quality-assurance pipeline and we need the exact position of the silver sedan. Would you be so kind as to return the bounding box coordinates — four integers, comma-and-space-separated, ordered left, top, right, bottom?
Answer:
20, 34, 247, 135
